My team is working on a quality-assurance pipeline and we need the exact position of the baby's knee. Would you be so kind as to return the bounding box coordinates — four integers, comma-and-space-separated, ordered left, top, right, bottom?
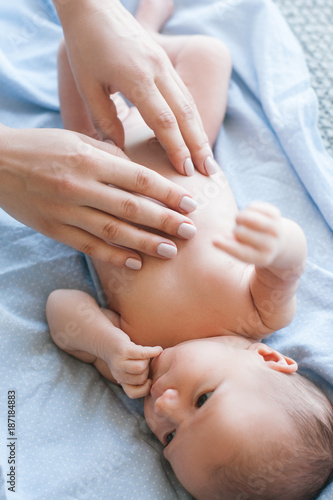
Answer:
57, 38, 67, 67
184, 35, 232, 75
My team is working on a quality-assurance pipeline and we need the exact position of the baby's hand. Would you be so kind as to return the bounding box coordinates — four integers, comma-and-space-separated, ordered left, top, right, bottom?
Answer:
107, 338, 163, 399
214, 202, 284, 267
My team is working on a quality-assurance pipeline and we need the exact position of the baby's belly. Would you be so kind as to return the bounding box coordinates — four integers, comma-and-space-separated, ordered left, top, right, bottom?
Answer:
92, 176, 252, 348
93, 114, 253, 347
93, 234, 252, 348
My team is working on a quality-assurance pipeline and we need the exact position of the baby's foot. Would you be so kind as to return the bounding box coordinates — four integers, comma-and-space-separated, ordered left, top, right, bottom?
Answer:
135, 0, 174, 32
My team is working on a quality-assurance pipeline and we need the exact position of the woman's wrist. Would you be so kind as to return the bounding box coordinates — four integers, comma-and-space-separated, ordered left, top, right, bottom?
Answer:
52, 0, 122, 30
0, 124, 14, 179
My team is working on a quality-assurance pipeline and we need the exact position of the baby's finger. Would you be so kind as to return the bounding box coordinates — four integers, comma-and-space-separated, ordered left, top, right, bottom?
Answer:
122, 379, 152, 399
214, 236, 267, 265
234, 225, 276, 252
125, 344, 163, 362
136, 345, 163, 360
118, 368, 149, 386
246, 201, 281, 219
236, 210, 280, 237
214, 231, 265, 260
213, 234, 246, 259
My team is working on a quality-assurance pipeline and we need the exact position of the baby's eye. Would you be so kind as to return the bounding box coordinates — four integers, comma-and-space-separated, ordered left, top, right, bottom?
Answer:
196, 391, 214, 408
165, 430, 176, 446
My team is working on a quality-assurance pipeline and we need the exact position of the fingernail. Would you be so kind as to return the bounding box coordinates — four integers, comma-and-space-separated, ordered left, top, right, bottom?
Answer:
204, 156, 219, 175
177, 223, 197, 239
184, 157, 195, 176
125, 258, 142, 270
157, 243, 177, 258
179, 196, 198, 213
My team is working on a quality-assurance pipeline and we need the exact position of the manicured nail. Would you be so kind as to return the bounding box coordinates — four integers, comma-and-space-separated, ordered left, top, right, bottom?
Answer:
157, 243, 177, 258
179, 196, 198, 213
184, 157, 195, 176
204, 156, 219, 175
125, 258, 142, 270
177, 223, 197, 239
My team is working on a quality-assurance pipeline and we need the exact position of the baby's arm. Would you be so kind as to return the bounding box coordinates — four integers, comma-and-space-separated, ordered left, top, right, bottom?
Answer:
46, 290, 162, 398
214, 202, 307, 335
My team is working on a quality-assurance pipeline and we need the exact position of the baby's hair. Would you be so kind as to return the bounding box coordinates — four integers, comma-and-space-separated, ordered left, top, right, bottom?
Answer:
202, 370, 333, 500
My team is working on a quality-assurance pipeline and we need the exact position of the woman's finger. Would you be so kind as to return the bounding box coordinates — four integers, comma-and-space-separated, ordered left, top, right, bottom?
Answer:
54, 224, 143, 267
82, 84, 125, 148
78, 137, 199, 215
156, 71, 218, 176
78, 182, 196, 236
132, 83, 194, 176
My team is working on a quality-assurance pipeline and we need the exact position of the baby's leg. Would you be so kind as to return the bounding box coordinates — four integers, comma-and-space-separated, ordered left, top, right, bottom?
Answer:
136, 0, 232, 147
57, 40, 99, 137
135, 0, 174, 32
163, 35, 231, 147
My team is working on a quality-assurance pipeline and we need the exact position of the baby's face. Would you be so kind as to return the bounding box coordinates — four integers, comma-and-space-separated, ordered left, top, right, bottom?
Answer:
144, 338, 287, 497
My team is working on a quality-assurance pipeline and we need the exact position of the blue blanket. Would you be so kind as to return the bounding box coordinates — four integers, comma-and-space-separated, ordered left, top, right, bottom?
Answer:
0, 0, 332, 498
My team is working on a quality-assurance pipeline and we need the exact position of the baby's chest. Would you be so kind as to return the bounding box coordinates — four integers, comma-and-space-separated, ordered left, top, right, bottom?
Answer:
119, 260, 261, 347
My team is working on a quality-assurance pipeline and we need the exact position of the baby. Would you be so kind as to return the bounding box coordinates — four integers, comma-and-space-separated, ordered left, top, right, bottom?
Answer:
46, 0, 333, 498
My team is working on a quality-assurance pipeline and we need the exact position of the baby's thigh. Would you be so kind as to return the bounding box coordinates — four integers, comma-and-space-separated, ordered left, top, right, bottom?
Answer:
176, 35, 231, 91
171, 35, 232, 145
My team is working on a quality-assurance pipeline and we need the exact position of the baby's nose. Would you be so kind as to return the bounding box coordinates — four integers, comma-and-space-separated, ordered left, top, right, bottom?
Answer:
154, 389, 180, 420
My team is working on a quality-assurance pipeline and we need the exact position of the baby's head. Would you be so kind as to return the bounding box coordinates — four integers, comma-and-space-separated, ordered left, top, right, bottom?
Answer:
144, 337, 333, 499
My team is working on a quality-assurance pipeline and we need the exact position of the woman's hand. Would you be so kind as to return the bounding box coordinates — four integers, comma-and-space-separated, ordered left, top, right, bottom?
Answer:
0, 125, 197, 267
53, 0, 217, 176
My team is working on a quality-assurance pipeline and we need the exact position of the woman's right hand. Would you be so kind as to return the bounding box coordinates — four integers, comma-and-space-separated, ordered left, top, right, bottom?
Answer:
0, 125, 197, 268
53, 0, 217, 176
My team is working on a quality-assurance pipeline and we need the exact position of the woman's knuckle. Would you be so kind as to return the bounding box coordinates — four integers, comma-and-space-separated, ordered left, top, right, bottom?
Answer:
121, 197, 139, 218
134, 168, 151, 191
101, 221, 121, 242
54, 173, 79, 198
79, 241, 97, 257
157, 110, 177, 129
138, 235, 155, 255
150, 47, 167, 69
159, 212, 173, 233
163, 187, 176, 208
179, 102, 195, 121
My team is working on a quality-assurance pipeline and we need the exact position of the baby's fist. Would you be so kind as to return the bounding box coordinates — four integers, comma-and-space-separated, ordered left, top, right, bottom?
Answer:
109, 342, 163, 399
214, 202, 283, 267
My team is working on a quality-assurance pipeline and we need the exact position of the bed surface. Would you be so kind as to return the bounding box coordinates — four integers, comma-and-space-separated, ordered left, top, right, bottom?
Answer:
273, 0, 333, 156
0, 0, 332, 499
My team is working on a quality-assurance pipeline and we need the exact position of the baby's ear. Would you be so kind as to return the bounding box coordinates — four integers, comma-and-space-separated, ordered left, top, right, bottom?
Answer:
248, 343, 298, 374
